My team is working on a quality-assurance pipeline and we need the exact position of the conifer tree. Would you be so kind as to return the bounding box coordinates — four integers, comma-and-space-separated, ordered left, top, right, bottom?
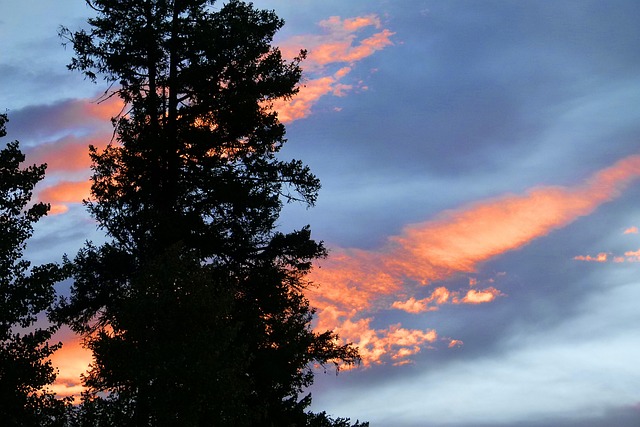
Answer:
54, 1, 361, 425
0, 113, 66, 426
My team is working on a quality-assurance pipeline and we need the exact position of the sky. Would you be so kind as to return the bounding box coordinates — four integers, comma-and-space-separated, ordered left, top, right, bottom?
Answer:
2, 0, 640, 426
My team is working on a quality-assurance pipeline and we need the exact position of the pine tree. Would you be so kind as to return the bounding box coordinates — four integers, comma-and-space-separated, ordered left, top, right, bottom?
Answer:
0, 113, 66, 426
54, 1, 360, 425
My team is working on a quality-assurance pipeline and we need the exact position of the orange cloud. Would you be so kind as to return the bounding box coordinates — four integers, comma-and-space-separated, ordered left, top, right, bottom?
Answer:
273, 15, 394, 123
391, 287, 451, 314
37, 180, 91, 214
27, 135, 109, 174
83, 96, 125, 121
574, 253, 609, 262
21, 95, 123, 217
332, 317, 437, 367
624, 226, 638, 234
286, 15, 394, 67
623, 249, 640, 262
448, 339, 464, 348
391, 297, 437, 314
454, 287, 503, 305
572, 247, 640, 263
271, 76, 336, 123
323, 15, 383, 33
309, 155, 640, 365
49, 329, 91, 400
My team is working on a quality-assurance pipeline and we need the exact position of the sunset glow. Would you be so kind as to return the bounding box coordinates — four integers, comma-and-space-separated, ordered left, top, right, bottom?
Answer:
6, 2, 640, 425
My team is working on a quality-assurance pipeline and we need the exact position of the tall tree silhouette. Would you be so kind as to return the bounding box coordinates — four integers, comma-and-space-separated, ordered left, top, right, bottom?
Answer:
54, 1, 360, 425
0, 113, 65, 426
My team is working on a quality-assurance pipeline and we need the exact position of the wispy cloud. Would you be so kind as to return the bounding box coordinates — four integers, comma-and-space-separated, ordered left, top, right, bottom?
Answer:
273, 15, 395, 122
280, 15, 394, 69
309, 155, 640, 365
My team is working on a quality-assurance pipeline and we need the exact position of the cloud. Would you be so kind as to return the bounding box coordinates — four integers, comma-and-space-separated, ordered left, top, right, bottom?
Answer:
15, 16, 394, 217
311, 270, 640, 427
330, 316, 438, 367
574, 248, 640, 264
49, 328, 92, 400
391, 287, 450, 313
26, 135, 108, 174
448, 339, 464, 349
454, 287, 504, 305
10, 96, 122, 142
574, 253, 609, 262
283, 15, 394, 68
7, 96, 121, 215
573, 221, 640, 263
309, 155, 640, 365
37, 180, 91, 214
273, 15, 395, 122
271, 75, 339, 123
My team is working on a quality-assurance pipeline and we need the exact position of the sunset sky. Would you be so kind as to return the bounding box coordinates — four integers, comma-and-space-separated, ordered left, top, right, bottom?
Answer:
2, 1, 640, 426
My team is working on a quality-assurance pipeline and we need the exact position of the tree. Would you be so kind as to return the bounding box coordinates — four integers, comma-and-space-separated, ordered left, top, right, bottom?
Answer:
0, 113, 66, 426
54, 1, 360, 425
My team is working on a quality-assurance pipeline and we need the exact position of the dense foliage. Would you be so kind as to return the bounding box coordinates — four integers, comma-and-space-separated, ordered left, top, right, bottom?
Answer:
52, 1, 363, 425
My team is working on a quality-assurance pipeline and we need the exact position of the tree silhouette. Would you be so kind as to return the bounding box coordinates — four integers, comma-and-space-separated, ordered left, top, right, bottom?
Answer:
0, 113, 66, 426
54, 1, 361, 425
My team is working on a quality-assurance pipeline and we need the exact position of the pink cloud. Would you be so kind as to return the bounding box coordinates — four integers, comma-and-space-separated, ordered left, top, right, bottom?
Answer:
624, 226, 638, 234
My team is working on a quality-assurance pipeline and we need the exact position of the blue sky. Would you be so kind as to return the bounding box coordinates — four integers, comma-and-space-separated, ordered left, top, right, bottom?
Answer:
2, 1, 640, 425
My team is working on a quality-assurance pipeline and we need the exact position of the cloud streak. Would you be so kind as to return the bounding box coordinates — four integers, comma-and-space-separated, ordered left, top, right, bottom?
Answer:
309, 155, 640, 365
